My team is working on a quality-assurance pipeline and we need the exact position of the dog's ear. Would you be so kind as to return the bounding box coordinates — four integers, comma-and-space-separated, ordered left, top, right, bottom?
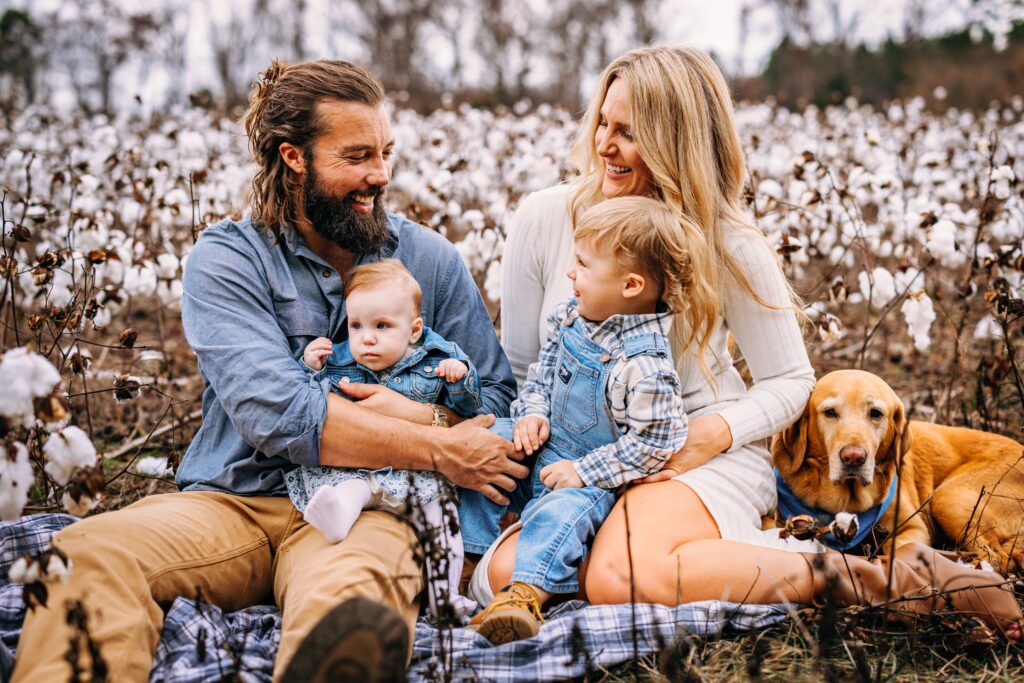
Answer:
885, 400, 912, 464
772, 406, 809, 473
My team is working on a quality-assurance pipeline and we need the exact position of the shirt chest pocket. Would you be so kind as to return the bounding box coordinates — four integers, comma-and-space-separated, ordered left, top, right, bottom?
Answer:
274, 300, 329, 354
408, 364, 443, 402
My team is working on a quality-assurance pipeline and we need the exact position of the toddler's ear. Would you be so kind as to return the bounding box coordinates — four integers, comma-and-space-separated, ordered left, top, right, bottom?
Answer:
409, 317, 424, 343
622, 272, 647, 299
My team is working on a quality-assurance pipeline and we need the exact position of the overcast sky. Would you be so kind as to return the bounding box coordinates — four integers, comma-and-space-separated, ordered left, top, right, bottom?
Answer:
20, 0, 983, 111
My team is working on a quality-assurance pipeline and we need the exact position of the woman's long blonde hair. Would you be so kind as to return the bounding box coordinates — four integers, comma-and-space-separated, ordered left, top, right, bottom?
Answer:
570, 46, 796, 383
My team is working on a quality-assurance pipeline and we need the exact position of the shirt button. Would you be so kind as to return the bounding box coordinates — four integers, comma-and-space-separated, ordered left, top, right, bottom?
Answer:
424, 366, 432, 373
394, 377, 402, 384
321, 269, 331, 278
599, 353, 611, 363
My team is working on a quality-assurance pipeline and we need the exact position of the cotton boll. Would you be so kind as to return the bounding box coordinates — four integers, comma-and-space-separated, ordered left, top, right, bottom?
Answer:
44, 553, 73, 584
0, 348, 61, 427
42, 426, 97, 486
0, 442, 33, 521
133, 456, 172, 477
62, 490, 101, 517
974, 315, 1003, 341
123, 264, 157, 297
901, 294, 936, 352
925, 219, 963, 267
857, 268, 897, 308
154, 253, 180, 279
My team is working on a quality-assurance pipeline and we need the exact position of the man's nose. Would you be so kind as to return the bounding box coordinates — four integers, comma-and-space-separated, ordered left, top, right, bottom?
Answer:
367, 156, 390, 187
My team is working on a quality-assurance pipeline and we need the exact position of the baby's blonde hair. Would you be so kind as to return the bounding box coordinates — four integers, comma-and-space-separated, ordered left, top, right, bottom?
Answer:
344, 259, 422, 316
574, 197, 706, 317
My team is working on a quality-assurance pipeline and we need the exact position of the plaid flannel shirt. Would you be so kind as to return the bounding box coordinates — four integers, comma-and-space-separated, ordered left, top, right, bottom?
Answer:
512, 300, 688, 488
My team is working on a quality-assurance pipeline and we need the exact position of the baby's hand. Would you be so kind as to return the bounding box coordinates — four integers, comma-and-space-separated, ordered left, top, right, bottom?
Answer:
435, 358, 468, 382
540, 460, 584, 489
302, 337, 333, 371
513, 415, 550, 455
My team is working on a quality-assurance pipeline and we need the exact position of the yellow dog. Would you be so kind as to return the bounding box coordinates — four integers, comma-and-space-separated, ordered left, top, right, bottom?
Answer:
771, 369, 1024, 570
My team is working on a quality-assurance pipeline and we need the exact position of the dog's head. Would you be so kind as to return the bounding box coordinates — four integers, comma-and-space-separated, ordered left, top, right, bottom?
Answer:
771, 369, 912, 512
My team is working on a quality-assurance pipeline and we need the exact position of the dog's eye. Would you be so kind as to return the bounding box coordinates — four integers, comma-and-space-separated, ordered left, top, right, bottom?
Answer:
869, 408, 884, 420
823, 408, 838, 419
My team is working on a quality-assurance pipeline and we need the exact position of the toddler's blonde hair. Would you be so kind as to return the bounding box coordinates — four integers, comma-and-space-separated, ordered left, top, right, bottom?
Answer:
344, 259, 422, 316
574, 196, 705, 316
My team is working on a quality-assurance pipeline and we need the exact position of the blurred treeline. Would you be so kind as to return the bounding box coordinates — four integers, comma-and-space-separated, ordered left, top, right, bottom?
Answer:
740, 24, 1024, 109
0, 0, 1021, 118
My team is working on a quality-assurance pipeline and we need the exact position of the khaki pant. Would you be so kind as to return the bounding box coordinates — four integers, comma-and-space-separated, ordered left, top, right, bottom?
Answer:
10, 491, 422, 682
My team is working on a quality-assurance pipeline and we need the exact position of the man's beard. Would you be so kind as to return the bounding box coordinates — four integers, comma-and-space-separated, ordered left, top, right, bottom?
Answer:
302, 166, 390, 256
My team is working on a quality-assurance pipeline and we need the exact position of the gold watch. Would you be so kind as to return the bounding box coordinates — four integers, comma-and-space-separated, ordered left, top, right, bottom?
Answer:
429, 403, 450, 428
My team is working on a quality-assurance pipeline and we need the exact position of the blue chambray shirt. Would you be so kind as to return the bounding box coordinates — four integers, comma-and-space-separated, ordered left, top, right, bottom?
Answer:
179, 213, 516, 496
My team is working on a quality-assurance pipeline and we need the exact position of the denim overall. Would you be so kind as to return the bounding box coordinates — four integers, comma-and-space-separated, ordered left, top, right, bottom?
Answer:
511, 314, 666, 594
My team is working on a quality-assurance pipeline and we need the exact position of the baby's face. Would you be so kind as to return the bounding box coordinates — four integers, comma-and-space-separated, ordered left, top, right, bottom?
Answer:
345, 286, 421, 371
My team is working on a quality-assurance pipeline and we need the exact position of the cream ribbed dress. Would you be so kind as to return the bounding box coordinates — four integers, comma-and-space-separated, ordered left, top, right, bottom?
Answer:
500, 184, 823, 553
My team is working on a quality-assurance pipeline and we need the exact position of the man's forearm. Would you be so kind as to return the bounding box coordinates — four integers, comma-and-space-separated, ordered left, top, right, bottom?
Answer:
318, 393, 448, 470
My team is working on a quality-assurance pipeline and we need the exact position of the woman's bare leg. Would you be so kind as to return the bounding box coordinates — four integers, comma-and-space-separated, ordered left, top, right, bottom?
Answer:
583, 481, 816, 606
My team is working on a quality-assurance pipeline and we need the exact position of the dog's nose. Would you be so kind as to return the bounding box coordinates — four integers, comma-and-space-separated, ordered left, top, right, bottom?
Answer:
840, 445, 867, 467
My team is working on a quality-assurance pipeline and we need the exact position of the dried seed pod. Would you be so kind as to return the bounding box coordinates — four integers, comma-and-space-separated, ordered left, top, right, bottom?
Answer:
119, 328, 138, 348
780, 514, 819, 540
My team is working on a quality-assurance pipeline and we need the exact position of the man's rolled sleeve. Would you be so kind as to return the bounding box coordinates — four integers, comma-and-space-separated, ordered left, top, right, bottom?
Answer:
431, 251, 516, 416
182, 230, 331, 466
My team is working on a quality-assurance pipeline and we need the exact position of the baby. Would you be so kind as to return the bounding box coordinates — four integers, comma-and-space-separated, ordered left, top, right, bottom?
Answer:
285, 258, 480, 619
470, 196, 691, 643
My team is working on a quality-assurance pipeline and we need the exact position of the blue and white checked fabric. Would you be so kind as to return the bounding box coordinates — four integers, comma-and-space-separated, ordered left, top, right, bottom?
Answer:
0, 514, 788, 682
513, 299, 688, 488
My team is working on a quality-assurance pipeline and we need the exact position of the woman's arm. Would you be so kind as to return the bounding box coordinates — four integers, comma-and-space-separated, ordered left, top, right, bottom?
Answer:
640, 232, 814, 481
501, 192, 549, 386
713, 233, 815, 450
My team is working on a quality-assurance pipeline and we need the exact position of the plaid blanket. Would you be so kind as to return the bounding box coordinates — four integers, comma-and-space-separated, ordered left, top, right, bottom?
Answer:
0, 514, 790, 682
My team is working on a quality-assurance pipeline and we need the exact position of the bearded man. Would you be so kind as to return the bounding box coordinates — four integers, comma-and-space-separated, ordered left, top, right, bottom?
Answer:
11, 60, 523, 683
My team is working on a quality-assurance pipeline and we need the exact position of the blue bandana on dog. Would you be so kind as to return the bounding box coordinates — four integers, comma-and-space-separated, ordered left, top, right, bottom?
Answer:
774, 468, 898, 551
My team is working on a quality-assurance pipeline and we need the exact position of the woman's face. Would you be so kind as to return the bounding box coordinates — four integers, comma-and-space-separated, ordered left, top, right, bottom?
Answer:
594, 78, 655, 199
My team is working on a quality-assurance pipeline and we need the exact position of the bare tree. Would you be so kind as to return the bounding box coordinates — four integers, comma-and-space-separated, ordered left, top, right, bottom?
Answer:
46, 0, 160, 115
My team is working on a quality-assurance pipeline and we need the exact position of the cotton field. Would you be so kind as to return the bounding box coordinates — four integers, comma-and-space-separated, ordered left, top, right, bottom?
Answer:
0, 96, 1022, 520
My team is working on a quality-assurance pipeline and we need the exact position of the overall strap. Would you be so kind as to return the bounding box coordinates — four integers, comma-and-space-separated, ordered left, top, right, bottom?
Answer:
621, 332, 669, 359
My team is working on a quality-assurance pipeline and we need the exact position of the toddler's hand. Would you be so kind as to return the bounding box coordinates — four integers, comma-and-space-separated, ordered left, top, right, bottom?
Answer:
513, 415, 549, 455
435, 358, 468, 382
302, 337, 333, 371
540, 460, 584, 489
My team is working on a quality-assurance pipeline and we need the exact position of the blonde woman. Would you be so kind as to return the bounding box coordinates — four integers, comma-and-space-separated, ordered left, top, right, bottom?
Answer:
473, 47, 1022, 630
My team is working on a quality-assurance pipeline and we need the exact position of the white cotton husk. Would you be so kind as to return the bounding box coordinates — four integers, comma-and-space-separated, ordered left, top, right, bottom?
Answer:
43, 426, 98, 485
901, 294, 937, 352
0, 442, 33, 521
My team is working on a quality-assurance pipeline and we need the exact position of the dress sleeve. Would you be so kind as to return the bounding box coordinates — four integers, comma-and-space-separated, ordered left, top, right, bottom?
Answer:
714, 232, 816, 451
501, 192, 549, 388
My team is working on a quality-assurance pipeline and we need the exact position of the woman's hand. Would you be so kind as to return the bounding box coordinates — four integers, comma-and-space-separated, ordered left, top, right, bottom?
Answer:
337, 381, 433, 424
637, 413, 734, 483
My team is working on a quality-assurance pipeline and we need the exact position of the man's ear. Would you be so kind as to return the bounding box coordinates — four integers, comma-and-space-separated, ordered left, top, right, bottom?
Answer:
772, 405, 809, 474
279, 142, 306, 175
621, 272, 647, 300
409, 317, 424, 344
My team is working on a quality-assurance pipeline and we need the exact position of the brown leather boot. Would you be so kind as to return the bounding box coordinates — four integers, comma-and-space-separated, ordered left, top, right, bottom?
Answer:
806, 549, 1024, 633
893, 543, 1023, 631
805, 551, 930, 622
469, 582, 544, 645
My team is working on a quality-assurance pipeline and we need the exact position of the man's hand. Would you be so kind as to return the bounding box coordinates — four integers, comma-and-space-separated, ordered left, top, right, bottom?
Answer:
539, 460, 584, 490
438, 414, 528, 505
513, 415, 550, 455
435, 358, 468, 382
636, 414, 733, 483
337, 381, 433, 424
303, 337, 333, 371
